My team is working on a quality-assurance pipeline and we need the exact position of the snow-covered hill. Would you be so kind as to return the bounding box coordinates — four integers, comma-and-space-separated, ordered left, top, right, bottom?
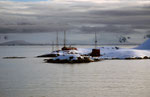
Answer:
100, 39, 150, 59
135, 39, 150, 50
0, 40, 32, 45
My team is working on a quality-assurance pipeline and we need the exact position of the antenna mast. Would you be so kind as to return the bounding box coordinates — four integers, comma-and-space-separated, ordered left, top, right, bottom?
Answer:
95, 32, 97, 49
56, 32, 59, 50
64, 31, 66, 47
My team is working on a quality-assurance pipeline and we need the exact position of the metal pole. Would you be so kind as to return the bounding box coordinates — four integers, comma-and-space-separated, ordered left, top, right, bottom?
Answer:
95, 32, 97, 49
64, 31, 66, 47
56, 32, 59, 50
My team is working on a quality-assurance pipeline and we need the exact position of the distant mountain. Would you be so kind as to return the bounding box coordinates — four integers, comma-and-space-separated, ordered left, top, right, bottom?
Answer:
0, 40, 32, 45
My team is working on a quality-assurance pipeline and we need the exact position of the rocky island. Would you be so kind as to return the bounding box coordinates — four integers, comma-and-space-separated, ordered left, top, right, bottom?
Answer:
38, 39, 150, 63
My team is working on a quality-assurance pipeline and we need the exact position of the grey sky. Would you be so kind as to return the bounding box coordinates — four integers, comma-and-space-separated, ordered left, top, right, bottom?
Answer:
0, 0, 150, 33
0, 0, 150, 44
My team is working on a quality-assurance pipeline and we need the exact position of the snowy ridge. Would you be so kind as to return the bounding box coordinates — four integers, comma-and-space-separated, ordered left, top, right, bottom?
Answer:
135, 39, 150, 50
101, 48, 150, 59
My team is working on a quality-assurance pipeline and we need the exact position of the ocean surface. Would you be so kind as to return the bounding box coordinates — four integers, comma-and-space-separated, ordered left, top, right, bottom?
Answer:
0, 46, 150, 97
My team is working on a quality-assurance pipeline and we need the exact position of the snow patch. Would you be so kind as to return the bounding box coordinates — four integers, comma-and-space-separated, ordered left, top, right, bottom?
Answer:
53, 54, 83, 61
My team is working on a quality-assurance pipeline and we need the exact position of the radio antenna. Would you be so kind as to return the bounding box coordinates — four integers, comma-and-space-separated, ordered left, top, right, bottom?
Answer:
64, 31, 66, 47
56, 32, 59, 50
95, 32, 97, 49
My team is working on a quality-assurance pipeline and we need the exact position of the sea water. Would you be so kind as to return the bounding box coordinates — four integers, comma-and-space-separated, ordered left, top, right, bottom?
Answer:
0, 46, 150, 97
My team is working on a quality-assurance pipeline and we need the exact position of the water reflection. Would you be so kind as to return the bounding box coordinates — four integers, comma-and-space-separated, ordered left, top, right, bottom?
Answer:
0, 46, 150, 97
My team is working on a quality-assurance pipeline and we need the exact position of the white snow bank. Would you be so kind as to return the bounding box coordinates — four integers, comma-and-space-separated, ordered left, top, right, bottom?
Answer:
135, 39, 150, 50
101, 48, 150, 59
77, 46, 150, 59
77, 48, 92, 55
98, 39, 150, 59
53, 54, 83, 61
51, 50, 79, 55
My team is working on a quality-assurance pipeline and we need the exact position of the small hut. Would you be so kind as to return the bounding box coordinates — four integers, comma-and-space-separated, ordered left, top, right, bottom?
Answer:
90, 49, 100, 57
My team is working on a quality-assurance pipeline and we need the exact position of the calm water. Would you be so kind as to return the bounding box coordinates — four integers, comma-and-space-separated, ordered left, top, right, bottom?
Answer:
0, 46, 150, 97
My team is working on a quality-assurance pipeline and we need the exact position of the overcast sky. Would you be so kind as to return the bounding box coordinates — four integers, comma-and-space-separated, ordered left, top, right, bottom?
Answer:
0, 0, 150, 44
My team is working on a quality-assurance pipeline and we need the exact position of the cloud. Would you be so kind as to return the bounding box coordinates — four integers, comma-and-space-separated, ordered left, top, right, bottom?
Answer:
0, 0, 150, 35
79, 24, 137, 34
